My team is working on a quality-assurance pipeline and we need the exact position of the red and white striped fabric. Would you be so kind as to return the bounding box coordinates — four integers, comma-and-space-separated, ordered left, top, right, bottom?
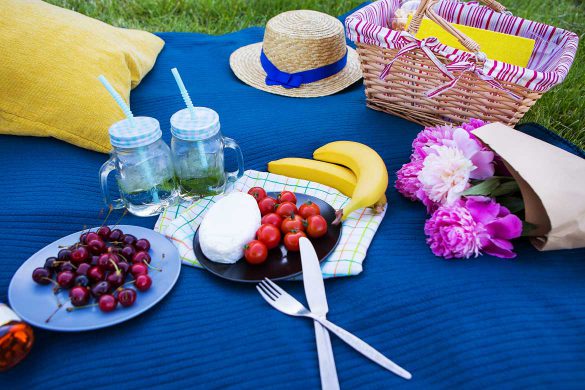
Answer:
345, 0, 578, 92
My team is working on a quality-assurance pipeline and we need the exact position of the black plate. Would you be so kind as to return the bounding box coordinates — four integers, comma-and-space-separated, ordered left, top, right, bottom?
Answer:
193, 192, 342, 283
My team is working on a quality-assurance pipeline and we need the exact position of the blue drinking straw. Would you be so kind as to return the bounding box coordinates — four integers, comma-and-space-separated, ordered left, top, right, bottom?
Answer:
171, 68, 208, 168
98, 75, 160, 203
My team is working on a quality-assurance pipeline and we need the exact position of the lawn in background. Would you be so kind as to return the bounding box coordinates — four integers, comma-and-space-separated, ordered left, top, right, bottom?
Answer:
48, 0, 584, 149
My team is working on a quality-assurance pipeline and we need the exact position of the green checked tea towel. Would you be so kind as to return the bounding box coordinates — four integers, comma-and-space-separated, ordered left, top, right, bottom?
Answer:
154, 170, 386, 278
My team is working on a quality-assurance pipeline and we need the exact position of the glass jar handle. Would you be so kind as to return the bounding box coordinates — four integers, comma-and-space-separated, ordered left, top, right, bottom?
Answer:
223, 137, 245, 183
99, 156, 125, 209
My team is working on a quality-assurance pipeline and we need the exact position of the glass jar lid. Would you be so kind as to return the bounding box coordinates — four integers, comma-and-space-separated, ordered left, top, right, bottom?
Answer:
170, 107, 220, 141
108, 117, 162, 149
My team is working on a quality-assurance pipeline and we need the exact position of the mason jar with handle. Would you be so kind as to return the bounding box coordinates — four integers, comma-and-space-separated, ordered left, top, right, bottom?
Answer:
100, 117, 179, 217
170, 107, 244, 201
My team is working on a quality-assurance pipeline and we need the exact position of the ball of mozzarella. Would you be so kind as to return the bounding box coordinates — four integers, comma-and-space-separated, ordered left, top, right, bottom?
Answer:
199, 192, 261, 264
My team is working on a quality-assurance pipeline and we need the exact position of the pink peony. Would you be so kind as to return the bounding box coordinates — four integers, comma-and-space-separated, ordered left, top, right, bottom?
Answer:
465, 196, 523, 259
425, 196, 523, 259
418, 146, 474, 205
411, 125, 456, 161
410, 120, 494, 180
395, 160, 423, 201
461, 118, 486, 132
424, 199, 482, 259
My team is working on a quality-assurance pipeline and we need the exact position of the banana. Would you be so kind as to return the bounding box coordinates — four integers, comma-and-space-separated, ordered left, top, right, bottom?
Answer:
313, 141, 388, 222
267, 158, 387, 211
268, 158, 357, 197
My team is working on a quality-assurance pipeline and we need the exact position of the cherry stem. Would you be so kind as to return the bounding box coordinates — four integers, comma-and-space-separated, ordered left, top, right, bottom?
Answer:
101, 205, 114, 228
111, 210, 128, 230
45, 303, 63, 323
144, 260, 162, 272
66, 303, 98, 312
110, 259, 121, 274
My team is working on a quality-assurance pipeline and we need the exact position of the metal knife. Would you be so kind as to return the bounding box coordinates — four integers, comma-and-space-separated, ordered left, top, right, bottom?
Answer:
300, 237, 340, 390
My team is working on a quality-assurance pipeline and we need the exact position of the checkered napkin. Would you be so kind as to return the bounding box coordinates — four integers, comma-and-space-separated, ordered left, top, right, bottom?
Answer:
154, 170, 386, 278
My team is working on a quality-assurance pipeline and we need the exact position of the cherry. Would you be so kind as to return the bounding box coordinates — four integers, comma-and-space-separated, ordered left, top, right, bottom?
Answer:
70, 246, 89, 265
32, 267, 52, 285
122, 234, 137, 246
135, 239, 150, 252
44, 257, 58, 270
88, 239, 106, 255
59, 261, 76, 272
87, 266, 104, 282
69, 286, 90, 307
106, 271, 125, 288
118, 289, 136, 307
76, 263, 91, 275
117, 261, 130, 274
120, 245, 136, 261
86, 232, 100, 243
57, 248, 71, 262
130, 263, 148, 277
90, 255, 100, 266
132, 251, 151, 264
135, 274, 152, 292
97, 253, 119, 271
98, 294, 117, 312
97, 226, 111, 240
74, 275, 90, 287
79, 232, 89, 244
91, 281, 111, 298
108, 229, 124, 242
56, 271, 75, 288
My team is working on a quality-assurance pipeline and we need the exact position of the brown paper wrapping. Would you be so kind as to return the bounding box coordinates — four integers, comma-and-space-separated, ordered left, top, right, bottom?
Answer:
473, 123, 585, 251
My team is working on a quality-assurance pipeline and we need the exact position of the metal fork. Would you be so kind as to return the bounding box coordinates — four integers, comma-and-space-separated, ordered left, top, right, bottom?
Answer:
257, 278, 412, 380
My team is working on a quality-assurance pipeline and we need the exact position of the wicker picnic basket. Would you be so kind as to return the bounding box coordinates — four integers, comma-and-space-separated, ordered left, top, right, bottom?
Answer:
345, 0, 579, 127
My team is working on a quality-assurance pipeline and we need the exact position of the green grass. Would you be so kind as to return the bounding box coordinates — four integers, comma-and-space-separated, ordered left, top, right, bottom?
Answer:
48, 0, 584, 149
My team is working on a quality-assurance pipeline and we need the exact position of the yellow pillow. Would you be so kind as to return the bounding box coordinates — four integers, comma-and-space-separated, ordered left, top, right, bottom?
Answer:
0, 0, 164, 153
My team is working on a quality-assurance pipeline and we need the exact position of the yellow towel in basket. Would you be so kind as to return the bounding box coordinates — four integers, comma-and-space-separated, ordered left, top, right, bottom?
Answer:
407, 15, 535, 67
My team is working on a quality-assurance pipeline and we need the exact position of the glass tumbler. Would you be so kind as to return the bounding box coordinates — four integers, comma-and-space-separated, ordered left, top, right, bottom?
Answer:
170, 107, 244, 201
99, 117, 179, 217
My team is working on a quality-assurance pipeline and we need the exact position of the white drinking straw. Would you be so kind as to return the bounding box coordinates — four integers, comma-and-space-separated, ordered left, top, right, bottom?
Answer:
98, 75, 136, 126
171, 68, 208, 168
98, 75, 160, 203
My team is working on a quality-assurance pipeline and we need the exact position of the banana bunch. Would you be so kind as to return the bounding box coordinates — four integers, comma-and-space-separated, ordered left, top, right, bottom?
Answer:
268, 141, 388, 223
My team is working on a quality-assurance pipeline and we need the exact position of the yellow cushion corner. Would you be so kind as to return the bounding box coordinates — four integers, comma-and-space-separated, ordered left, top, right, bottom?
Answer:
0, 0, 164, 153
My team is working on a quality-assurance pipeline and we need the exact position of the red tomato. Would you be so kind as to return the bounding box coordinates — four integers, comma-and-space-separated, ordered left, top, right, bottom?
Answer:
277, 191, 297, 204
244, 240, 268, 264
298, 201, 320, 219
275, 201, 298, 218
261, 213, 283, 228
306, 215, 328, 238
248, 187, 267, 202
256, 224, 282, 250
283, 231, 306, 252
281, 214, 304, 234
258, 197, 277, 216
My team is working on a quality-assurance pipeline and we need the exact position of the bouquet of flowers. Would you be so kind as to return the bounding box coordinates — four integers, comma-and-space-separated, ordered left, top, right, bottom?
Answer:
395, 119, 526, 259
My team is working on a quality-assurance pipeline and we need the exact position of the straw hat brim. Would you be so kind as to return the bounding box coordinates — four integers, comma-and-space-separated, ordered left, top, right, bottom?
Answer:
230, 42, 362, 98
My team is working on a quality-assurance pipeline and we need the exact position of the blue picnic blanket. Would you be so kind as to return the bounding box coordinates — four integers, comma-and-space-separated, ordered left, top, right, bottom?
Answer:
1, 5, 584, 389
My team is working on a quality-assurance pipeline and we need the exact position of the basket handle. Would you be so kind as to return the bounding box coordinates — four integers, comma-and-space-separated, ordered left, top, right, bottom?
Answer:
407, 0, 509, 57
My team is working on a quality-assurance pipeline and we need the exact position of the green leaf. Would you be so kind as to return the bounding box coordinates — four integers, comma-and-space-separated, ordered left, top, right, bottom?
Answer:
498, 196, 524, 214
521, 221, 538, 237
463, 178, 500, 196
491, 181, 520, 197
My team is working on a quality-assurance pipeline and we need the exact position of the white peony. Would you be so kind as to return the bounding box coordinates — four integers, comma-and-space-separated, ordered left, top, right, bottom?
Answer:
418, 146, 475, 205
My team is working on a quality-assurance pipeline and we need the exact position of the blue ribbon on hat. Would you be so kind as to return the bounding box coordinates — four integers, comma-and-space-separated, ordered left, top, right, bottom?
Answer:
260, 49, 348, 89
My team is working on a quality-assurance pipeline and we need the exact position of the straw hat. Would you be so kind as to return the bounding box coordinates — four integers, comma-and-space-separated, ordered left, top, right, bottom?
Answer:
230, 10, 362, 98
